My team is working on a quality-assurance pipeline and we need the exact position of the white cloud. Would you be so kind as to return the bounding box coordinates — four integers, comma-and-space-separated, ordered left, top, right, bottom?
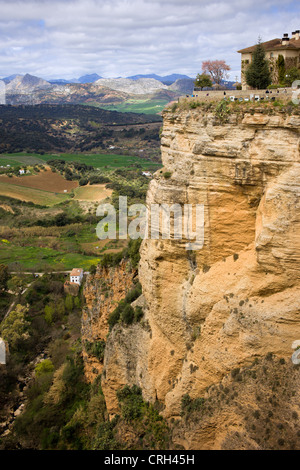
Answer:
0, 0, 299, 80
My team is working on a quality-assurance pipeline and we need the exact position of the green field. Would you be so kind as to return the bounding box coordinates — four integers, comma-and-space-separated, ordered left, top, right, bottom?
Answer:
0, 181, 70, 206
0, 154, 46, 167
0, 152, 161, 171
95, 98, 169, 114
0, 242, 100, 271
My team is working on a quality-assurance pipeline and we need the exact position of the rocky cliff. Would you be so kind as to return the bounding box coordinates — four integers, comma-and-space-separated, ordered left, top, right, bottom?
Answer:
98, 102, 300, 448
82, 260, 135, 383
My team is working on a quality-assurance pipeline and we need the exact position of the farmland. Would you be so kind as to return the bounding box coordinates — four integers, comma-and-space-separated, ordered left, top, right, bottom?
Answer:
0, 104, 160, 271
0, 156, 152, 271
0, 181, 70, 206
0, 170, 78, 192
0, 152, 161, 171
73, 184, 112, 201
94, 98, 169, 114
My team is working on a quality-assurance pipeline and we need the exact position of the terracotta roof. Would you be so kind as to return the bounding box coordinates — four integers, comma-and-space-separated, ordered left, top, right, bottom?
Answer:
70, 268, 83, 276
238, 38, 300, 53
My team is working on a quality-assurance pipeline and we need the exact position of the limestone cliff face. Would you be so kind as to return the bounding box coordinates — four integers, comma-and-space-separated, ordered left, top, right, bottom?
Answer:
102, 105, 300, 430
82, 261, 135, 382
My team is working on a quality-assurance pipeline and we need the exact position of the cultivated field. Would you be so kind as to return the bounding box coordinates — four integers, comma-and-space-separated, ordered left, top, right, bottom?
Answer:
0, 181, 70, 206
0, 169, 78, 193
73, 184, 112, 201
0, 152, 161, 171
96, 98, 169, 114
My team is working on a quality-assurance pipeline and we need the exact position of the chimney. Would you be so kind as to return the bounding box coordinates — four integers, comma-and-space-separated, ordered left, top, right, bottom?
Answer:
282, 34, 290, 46
296, 30, 300, 40
291, 31, 296, 39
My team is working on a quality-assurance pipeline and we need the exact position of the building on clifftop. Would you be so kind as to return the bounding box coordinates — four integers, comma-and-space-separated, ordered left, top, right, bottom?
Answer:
238, 30, 300, 89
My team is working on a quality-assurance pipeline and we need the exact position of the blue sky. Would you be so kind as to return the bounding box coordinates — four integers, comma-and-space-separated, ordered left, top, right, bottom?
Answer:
0, 0, 299, 81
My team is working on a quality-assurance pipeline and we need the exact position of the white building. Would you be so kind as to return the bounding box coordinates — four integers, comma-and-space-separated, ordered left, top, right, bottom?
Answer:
19, 169, 25, 175
70, 268, 84, 285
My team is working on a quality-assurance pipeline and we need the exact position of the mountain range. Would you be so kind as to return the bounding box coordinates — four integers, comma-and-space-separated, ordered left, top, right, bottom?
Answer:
0, 72, 236, 111
2, 72, 192, 86
0, 72, 197, 111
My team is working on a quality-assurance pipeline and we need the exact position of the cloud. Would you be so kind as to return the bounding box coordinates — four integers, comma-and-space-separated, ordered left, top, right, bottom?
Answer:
0, 0, 299, 80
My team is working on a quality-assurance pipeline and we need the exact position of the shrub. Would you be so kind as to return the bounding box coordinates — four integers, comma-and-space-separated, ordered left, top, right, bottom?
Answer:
107, 283, 143, 330
35, 359, 55, 377
84, 340, 106, 361
116, 385, 144, 421
181, 393, 205, 415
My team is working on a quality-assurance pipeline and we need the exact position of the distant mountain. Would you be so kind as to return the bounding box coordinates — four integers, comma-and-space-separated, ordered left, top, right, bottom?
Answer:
169, 78, 195, 94
48, 74, 102, 84
6, 74, 51, 93
94, 77, 168, 95
48, 78, 79, 84
127, 73, 191, 85
1, 74, 18, 84
78, 73, 102, 83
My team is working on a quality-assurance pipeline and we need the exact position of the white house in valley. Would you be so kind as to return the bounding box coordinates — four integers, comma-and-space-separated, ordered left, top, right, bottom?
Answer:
69, 268, 84, 285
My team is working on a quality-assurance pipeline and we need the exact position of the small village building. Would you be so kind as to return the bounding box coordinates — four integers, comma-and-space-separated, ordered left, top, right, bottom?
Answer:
69, 268, 84, 285
238, 30, 300, 89
19, 169, 25, 175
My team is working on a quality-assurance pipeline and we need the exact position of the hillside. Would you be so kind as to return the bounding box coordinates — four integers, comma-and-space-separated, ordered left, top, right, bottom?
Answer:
0, 104, 162, 155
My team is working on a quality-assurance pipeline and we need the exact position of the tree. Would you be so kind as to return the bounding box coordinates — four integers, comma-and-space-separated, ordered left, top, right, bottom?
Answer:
35, 359, 54, 377
65, 294, 73, 313
0, 304, 29, 350
7, 275, 26, 295
245, 40, 272, 89
0, 264, 9, 292
201, 60, 231, 84
285, 67, 300, 86
276, 55, 285, 84
45, 304, 54, 325
194, 73, 212, 89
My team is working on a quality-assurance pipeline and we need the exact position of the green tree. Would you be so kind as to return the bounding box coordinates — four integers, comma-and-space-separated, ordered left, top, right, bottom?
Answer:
65, 294, 73, 313
194, 73, 212, 89
90, 264, 97, 275
0, 264, 9, 292
276, 54, 285, 84
0, 304, 29, 350
245, 39, 272, 89
7, 275, 26, 295
35, 359, 55, 377
44, 304, 54, 325
56, 298, 65, 319
285, 67, 300, 86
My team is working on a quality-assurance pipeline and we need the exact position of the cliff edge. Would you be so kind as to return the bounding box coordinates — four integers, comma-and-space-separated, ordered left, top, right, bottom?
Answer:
100, 101, 300, 447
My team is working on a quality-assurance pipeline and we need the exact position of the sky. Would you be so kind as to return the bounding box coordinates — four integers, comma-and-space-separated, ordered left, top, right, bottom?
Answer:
0, 0, 300, 81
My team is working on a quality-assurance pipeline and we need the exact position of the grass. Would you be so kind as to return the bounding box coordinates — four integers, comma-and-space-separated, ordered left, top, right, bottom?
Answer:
0, 152, 161, 171
0, 181, 70, 206
0, 154, 46, 167
98, 99, 169, 115
0, 239, 101, 271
